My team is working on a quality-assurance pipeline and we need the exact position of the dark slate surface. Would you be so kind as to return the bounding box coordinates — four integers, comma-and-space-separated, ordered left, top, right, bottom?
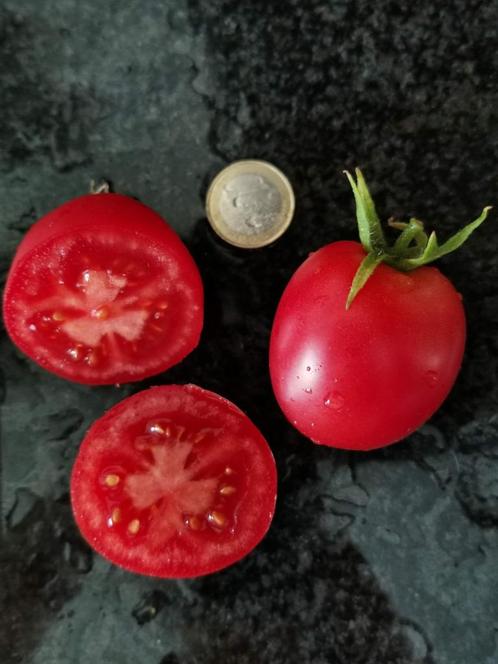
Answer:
1, 1, 497, 663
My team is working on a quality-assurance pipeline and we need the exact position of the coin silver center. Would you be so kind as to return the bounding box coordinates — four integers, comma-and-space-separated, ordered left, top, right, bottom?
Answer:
219, 173, 282, 236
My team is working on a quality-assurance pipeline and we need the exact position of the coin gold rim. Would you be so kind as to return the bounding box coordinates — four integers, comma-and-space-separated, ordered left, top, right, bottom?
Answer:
205, 160, 295, 249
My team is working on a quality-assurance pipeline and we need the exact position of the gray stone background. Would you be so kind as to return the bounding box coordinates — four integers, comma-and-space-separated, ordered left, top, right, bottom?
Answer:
1, 1, 497, 663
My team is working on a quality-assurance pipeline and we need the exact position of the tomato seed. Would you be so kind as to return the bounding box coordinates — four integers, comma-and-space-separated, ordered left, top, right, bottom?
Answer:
128, 519, 140, 535
104, 473, 120, 487
111, 508, 121, 524
219, 485, 236, 496
207, 511, 227, 528
157, 301, 169, 310
147, 422, 165, 435
86, 351, 98, 367
93, 306, 109, 320
52, 311, 65, 321
224, 467, 234, 475
186, 515, 202, 531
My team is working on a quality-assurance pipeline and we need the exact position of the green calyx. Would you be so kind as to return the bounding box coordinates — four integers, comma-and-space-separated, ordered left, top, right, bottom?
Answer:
344, 168, 492, 309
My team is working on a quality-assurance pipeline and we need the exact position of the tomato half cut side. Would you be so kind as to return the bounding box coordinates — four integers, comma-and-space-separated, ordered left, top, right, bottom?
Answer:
70, 385, 277, 578
3, 193, 203, 384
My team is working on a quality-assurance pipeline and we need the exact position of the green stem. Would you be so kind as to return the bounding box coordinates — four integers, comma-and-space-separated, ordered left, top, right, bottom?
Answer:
344, 169, 386, 252
391, 218, 428, 253
344, 168, 492, 309
346, 252, 384, 310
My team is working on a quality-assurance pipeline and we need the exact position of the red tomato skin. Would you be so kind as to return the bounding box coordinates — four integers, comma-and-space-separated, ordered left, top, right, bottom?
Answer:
3, 194, 204, 385
269, 241, 466, 450
70, 385, 277, 578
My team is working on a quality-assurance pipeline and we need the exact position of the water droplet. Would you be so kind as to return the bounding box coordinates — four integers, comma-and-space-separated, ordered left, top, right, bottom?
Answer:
67, 347, 82, 361
425, 370, 439, 387
324, 391, 345, 410
305, 387, 312, 394
306, 366, 311, 372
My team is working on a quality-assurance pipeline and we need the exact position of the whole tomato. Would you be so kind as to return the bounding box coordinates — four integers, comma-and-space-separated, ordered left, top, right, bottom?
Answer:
269, 170, 491, 450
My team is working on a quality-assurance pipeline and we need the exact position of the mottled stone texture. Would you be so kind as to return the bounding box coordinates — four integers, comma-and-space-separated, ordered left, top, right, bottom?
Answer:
1, 1, 497, 663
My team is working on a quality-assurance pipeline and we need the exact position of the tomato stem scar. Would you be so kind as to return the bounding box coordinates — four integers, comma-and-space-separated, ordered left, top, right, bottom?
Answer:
89, 180, 110, 194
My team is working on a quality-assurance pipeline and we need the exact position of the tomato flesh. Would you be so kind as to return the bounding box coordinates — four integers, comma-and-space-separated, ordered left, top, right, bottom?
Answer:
269, 241, 466, 450
3, 194, 203, 384
70, 385, 277, 578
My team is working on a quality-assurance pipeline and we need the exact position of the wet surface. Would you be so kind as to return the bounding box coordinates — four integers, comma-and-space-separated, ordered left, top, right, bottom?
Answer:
1, 1, 498, 663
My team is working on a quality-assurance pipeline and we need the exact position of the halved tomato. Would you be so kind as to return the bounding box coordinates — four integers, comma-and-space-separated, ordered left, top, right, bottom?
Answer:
3, 193, 203, 384
70, 385, 277, 578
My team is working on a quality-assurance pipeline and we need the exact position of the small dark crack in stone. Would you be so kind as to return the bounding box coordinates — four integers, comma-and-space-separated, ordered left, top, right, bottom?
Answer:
132, 590, 169, 626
